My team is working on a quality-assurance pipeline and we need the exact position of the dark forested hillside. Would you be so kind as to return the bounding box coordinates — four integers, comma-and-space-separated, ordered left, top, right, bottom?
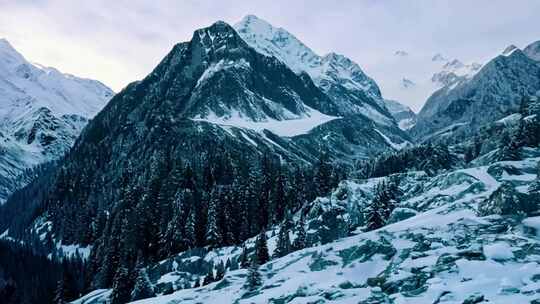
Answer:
0, 240, 86, 304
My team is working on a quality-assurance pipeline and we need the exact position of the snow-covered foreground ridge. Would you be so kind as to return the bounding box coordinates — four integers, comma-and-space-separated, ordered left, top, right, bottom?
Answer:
75, 155, 540, 304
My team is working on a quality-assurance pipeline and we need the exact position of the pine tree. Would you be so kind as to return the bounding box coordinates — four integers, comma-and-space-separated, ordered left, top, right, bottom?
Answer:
130, 268, 154, 301
185, 210, 196, 249
202, 266, 215, 286
382, 176, 401, 218
254, 231, 270, 265
244, 261, 262, 291
215, 260, 226, 281
239, 245, 250, 268
205, 191, 221, 248
497, 132, 521, 161
365, 183, 386, 231
529, 162, 540, 194
193, 278, 201, 288
273, 223, 291, 258
54, 277, 65, 304
229, 257, 239, 271
270, 168, 288, 224
110, 266, 131, 304
292, 216, 307, 250
314, 150, 333, 197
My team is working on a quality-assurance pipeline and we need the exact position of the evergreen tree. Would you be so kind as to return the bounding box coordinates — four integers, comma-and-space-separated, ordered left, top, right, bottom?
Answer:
54, 277, 65, 304
110, 266, 131, 304
365, 183, 386, 231
130, 267, 154, 301
229, 257, 239, 271
185, 210, 196, 249
244, 261, 262, 291
202, 266, 215, 286
239, 245, 250, 268
215, 260, 226, 281
497, 132, 521, 161
205, 191, 221, 248
273, 223, 291, 258
365, 178, 401, 231
254, 231, 270, 265
193, 278, 201, 288
292, 216, 307, 250
529, 162, 540, 194
270, 168, 288, 224
314, 150, 333, 197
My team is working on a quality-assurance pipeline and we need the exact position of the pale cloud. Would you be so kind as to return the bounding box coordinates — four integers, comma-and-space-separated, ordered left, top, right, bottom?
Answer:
0, 0, 538, 110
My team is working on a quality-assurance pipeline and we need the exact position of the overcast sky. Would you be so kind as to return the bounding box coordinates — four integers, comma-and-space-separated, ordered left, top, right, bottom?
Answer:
1, 0, 538, 110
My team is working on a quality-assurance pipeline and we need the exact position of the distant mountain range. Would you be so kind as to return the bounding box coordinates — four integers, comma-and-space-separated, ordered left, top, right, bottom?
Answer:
413, 41, 540, 141
0, 39, 113, 203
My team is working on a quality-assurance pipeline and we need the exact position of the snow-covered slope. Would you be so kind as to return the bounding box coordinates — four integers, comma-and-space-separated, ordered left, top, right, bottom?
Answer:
383, 99, 417, 130
0, 38, 113, 203
234, 15, 393, 124
75, 151, 540, 304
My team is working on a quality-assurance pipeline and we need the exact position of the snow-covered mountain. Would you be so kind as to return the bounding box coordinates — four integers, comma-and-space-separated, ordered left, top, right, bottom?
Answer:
431, 59, 482, 87
524, 40, 540, 62
383, 99, 417, 130
0, 38, 113, 203
371, 51, 482, 112
413, 44, 540, 140
234, 15, 393, 124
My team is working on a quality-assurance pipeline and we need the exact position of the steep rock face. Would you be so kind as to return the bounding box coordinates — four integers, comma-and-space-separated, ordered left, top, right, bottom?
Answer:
383, 99, 417, 130
0, 39, 113, 203
413, 47, 540, 140
234, 15, 393, 123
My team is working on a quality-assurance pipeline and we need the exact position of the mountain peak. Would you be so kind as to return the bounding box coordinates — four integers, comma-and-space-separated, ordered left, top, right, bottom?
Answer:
524, 40, 540, 61
193, 20, 237, 40
502, 44, 519, 56
0, 38, 26, 69
234, 14, 318, 74
233, 16, 390, 117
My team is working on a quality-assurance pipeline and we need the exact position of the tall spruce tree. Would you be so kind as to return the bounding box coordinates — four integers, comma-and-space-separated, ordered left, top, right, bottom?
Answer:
54, 277, 65, 304
365, 183, 387, 231
205, 191, 221, 248
314, 150, 333, 197
130, 267, 154, 301
244, 260, 263, 292
529, 162, 540, 194
497, 132, 521, 161
215, 260, 226, 281
292, 216, 307, 250
273, 223, 291, 258
254, 231, 270, 265
202, 265, 215, 286
239, 245, 250, 269
110, 266, 131, 304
